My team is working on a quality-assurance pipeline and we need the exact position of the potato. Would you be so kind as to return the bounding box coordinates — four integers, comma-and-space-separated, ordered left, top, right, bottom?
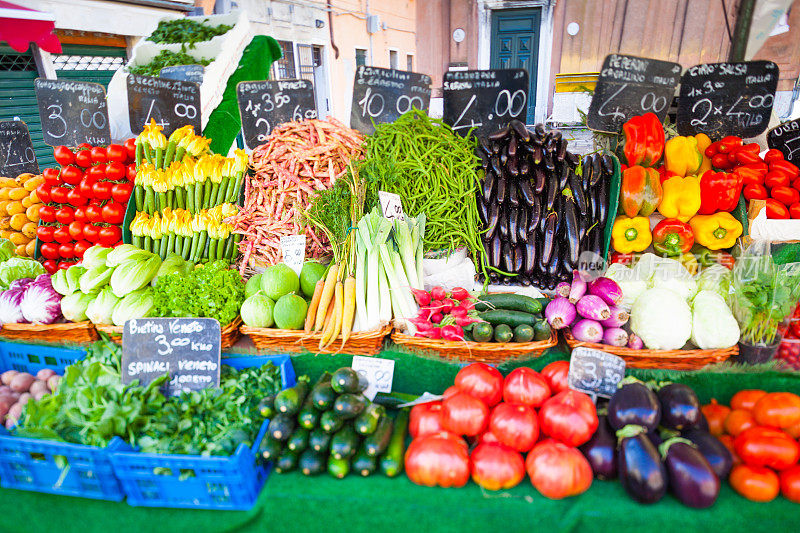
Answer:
0, 397, 11, 419
8, 188, 26, 201
28, 189, 38, 203
47, 375, 61, 392
29, 379, 48, 397
6, 401, 22, 423
15, 173, 33, 184
22, 222, 36, 238
23, 175, 44, 191
25, 204, 39, 222
10, 212, 26, 230
0, 229, 11, 239
9, 372, 34, 393
9, 232, 29, 246
1, 370, 17, 386
0, 200, 8, 216
0, 177, 17, 188
6, 201, 24, 216
16, 391, 31, 407
36, 368, 56, 381
21, 196, 32, 208
14, 244, 26, 256
0, 385, 9, 395
0, 189, 8, 201
24, 239, 35, 257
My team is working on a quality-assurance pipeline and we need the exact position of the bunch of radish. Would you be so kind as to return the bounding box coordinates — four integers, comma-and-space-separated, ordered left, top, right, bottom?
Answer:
0, 369, 61, 429
409, 286, 482, 341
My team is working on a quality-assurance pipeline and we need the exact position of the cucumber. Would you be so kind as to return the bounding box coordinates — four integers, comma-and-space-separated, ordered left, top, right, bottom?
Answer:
286, 427, 309, 453
274, 379, 309, 416
258, 433, 283, 462
320, 410, 344, 434
330, 367, 367, 394
257, 395, 276, 419
372, 391, 418, 409
533, 319, 552, 341
364, 415, 393, 457
298, 450, 326, 476
352, 445, 377, 476
268, 413, 296, 441
474, 293, 543, 314
354, 403, 385, 435
311, 382, 336, 411
472, 322, 493, 343
478, 309, 538, 328
494, 323, 513, 343
327, 455, 350, 479
309, 427, 331, 453
380, 409, 409, 477
274, 450, 298, 473
330, 424, 360, 460
333, 393, 368, 419
513, 324, 534, 342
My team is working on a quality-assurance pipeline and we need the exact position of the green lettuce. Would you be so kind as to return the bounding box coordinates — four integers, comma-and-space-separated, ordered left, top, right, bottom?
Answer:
80, 265, 114, 294
67, 265, 88, 294
86, 286, 120, 325
112, 287, 155, 326
151, 253, 188, 286
0, 238, 14, 262
61, 291, 95, 322
51, 269, 72, 296
82, 245, 112, 269
106, 245, 153, 268
110, 256, 161, 298
0, 257, 45, 290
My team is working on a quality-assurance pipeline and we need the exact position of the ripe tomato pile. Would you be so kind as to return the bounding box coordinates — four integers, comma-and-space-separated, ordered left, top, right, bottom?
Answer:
777, 305, 800, 370
37, 141, 136, 273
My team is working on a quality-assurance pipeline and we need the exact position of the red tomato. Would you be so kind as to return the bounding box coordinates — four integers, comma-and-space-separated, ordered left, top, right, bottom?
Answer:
36, 183, 52, 204
724, 409, 756, 436
729, 464, 780, 502
87, 165, 106, 180
66, 188, 87, 207
55, 206, 74, 225
743, 184, 769, 201
53, 225, 72, 244
106, 144, 127, 163
90, 146, 107, 164
718, 434, 741, 465
765, 170, 792, 189
488, 402, 539, 452
73, 240, 91, 258
442, 385, 459, 400
97, 225, 122, 247
753, 392, 800, 428
409, 402, 444, 438
58, 242, 74, 259
764, 148, 785, 164
85, 204, 103, 223
539, 390, 599, 447
36, 226, 55, 243
92, 181, 112, 201
540, 361, 570, 394
74, 149, 92, 168
476, 429, 502, 445
50, 186, 69, 204
73, 206, 87, 223
60, 165, 84, 186
38, 205, 56, 223
770, 185, 799, 206
780, 464, 800, 503
53, 145, 75, 166
101, 201, 125, 224
470, 442, 525, 491
126, 163, 137, 183
790, 203, 800, 220
57, 261, 75, 270
731, 390, 768, 411
503, 367, 551, 408
82, 224, 100, 243
105, 161, 125, 181
454, 363, 503, 407
111, 182, 133, 203
42, 167, 61, 186
123, 138, 136, 162
766, 198, 791, 219
525, 439, 593, 499
40, 242, 60, 260
735, 426, 800, 470
67, 221, 84, 241
785, 419, 800, 439
404, 434, 470, 488
702, 399, 732, 437
42, 259, 58, 274
78, 175, 97, 198
441, 391, 489, 437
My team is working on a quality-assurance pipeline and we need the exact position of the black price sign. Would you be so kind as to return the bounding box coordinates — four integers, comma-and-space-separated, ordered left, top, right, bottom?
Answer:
121, 317, 221, 396
677, 61, 779, 139
350, 66, 432, 134
159, 64, 205, 83
768, 119, 800, 164
127, 73, 201, 137
587, 54, 681, 133
0, 120, 39, 178
568, 347, 626, 399
442, 69, 528, 138
34, 78, 111, 147
236, 79, 317, 149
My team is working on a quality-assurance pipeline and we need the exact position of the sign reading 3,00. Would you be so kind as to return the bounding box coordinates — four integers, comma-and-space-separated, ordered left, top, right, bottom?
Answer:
127, 73, 201, 137
34, 79, 111, 147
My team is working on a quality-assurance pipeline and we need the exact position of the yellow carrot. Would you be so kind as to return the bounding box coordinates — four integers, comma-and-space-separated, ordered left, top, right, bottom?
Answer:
314, 263, 339, 332
305, 279, 326, 333
318, 297, 337, 350
340, 276, 357, 348
323, 280, 345, 350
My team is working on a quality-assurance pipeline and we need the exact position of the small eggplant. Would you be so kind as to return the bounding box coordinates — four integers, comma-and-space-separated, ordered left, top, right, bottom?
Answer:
552, 130, 563, 143
540, 212, 557, 267
476, 193, 488, 226
681, 428, 733, 480
517, 179, 535, 206
547, 239, 560, 277
694, 412, 710, 433
496, 175, 507, 204
519, 275, 531, 287
556, 137, 567, 161
508, 209, 518, 244
508, 135, 518, 158
488, 125, 510, 141
544, 132, 555, 153
490, 139, 501, 155
543, 152, 555, 171
490, 234, 502, 267
501, 241, 514, 272
512, 243, 524, 273
483, 171, 496, 203
566, 151, 579, 167
524, 234, 536, 275
545, 175, 558, 211
657, 383, 701, 431
508, 182, 519, 207
608, 377, 661, 433
583, 154, 595, 182
580, 415, 617, 479
661, 438, 720, 509
499, 146, 508, 167
485, 202, 500, 239
531, 144, 543, 166
519, 155, 531, 177
479, 151, 490, 170
507, 156, 519, 176
558, 162, 570, 189
533, 123, 545, 142
533, 167, 546, 194
510, 119, 530, 142
569, 170, 588, 216
517, 208, 528, 242
601, 154, 615, 176
529, 196, 542, 231
591, 154, 602, 182
587, 190, 597, 221
564, 194, 580, 265
479, 137, 493, 156
617, 425, 667, 504
491, 155, 502, 176
498, 210, 509, 240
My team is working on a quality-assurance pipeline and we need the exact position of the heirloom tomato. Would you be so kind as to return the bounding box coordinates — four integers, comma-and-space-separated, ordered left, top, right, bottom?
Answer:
470, 443, 525, 491
525, 439, 592, 499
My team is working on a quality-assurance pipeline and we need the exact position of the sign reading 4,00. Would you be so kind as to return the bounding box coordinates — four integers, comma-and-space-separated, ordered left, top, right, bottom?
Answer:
127, 73, 201, 137
34, 79, 111, 147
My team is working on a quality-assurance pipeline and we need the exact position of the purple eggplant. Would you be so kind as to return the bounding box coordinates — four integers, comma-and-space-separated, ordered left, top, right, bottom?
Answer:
485, 202, 500, 239
661, 438, 720, 509
657, 383, 701, 431
681, 428, 732, 480
617, 425, 667, 504
580, 415, 617, 479
483, 171, 496, 203
517, 208, 528, 242
608, 377, 661, 432
694, 412, 710, 433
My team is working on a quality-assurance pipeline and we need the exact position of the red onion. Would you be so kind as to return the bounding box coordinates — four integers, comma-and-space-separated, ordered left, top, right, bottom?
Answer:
545, 297, 577, 330
588, 277, 623, 306
568, 270, 587, 303
571, 319, 604, 343
556, 282, 571, 298
576, 294, 611, 321
627, 333, 644, 349
601, 306, 630, 328
603, 327, 629, 347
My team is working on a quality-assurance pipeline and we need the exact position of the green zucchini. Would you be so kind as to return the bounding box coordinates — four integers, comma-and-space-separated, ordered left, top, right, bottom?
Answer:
268, 413, 296, 441
333, 393, 368, 419
320, 410, 344, 433
354, 403, 386, 435
258, 433, 283, 462
330, 424, 360, 460
380, 409, 409, 477
286, 427, 309, 453
352, 444, 377, 476
257, 395, 276, 419
330, 367, 367, 394
494, 323, 513, 343
309, 427, 332, 453
372, 391, 418, 409
327, 455, 350, 479
298, 373, 330, 428
311, 382, 336, 411
513, 324, 534, 342
533, 319, 552, 341
274, 450, 299, 473
474, 293, 543, 314
298, 450, 326, 476
274, 379, 309, 416
478, 309, 538, 328
472, 322, 493, 343
364, 415, 393, 457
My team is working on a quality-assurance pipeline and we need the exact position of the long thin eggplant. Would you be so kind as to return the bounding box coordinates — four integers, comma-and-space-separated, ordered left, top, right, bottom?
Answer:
507, 156, 519, 176
490, 234, 502, 267
601, 154, 614, 176
608, 377, 661, 433
531, 145, 543, 166
545, 175, 558, 210
657, 383, 701, 431
508, 135, 518, 158
485, 202, 500, 240
543, 152, 555, 171
580, 415, 617, 480
508, 208, 518, 244
483, 171, 496, 203
617, 425, 667, 504
496, 175, 507, 204
587, 189, 597, 221
540, 212, 557, 267
591, 155, 602, 187
517, 180, 535, 206
533, 167, 546, 194
519, 155, 531, 177
513, 243, 524, 273
558, 162, 570, 189
499, 146, 508, 167
529, 196, 542, 231
498, 210, 508, 240
544, 132, 555, 152
488, 125, 510, 141
564, 194, 580, 265
508, 182, 519, 207
547, 239, 560, 277
491, 155, 502, 176
569, 170, 588, 216
501, 241, 514, 272
596, 181, 608, 227
479, 151, 490, 170
524, 233, 536, 275
556, 137, 567, 161
582, 154, 593, 191
681, 428, 732, 480
590, 223, 602, 256
566, 151, 579, 167
479, 137, 493, 156
477, 193, 488, 226
510, 119, 530, 142
661, 438, 720, 509
517, 208, 528, 242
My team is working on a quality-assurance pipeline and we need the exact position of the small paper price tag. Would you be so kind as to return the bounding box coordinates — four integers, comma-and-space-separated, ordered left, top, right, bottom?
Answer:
352, 355, 394, 401
280, 235, 306, 276
378, 190, 405, 222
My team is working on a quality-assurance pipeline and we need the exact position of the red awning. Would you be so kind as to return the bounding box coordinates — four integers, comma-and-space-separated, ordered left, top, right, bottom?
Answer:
0, 0, 61, 54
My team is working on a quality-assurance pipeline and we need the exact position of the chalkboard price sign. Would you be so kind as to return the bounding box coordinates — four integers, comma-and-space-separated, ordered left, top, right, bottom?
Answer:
568, 347, 626, 399
0, 120, 39, 178
677, 61, 779, 139
236, 79, 317, 149
121, 317, 221, 396
350, 66, 432, 134
442, 69, 528, 139
159, 64, 205, 83
34, 78, 112, 147
587, 54, 681, 133
127, 73, 202, 137
767, 119, 800, 164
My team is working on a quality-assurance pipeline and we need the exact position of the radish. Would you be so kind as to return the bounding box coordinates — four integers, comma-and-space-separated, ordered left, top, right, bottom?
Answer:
430, 286, 446, 301
411, 288, 431, 307
450, 287, 470, 301
441, 324, 464, 341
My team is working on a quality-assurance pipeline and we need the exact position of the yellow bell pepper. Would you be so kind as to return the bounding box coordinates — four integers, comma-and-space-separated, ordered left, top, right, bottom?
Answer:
689, 212, 743, 250
657, 175, 701, 222
664, 136, 703, 177
612, 216, 652, 254
695, 133, 712, 174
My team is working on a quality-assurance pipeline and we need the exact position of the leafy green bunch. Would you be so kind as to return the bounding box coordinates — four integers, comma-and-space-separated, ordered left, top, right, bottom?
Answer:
128, 49, 212, 77
148, 19, 233, 46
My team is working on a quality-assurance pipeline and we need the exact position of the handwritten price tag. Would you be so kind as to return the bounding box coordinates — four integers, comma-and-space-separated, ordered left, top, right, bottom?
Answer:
378, 190, 405, 222
568, 347, 626, 399
280, 235, 306, 276
352, 355, 395, 401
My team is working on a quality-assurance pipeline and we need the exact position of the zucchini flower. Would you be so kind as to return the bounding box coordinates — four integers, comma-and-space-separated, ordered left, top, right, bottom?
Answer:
182, 133, 211, 159
164, 125, 194, 167
228, 149, 249, 204
144, 120, 168, 170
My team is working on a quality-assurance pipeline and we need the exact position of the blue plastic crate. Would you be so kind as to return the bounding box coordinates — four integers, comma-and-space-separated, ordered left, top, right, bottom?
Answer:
0, 340, 85, 374
110, 354, 295, 510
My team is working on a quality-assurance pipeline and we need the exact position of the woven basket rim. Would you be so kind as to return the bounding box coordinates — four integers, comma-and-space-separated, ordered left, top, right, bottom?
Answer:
562, 330, 738, 357
390, 329, 558, 356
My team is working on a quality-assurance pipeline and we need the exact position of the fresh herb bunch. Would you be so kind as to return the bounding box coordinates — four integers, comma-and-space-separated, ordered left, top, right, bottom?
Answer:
148, 18, 232, 46
152, 260, 245, 326
128, 49, 212, 77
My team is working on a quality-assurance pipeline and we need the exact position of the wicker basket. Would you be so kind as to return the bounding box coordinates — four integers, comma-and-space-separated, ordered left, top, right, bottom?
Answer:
95, 324, 123, 344
563, 331, 738, 370
390, 330, 559, 364
0, 321, 99, 344
95, 317, 243, 350
240, 324, 391, 356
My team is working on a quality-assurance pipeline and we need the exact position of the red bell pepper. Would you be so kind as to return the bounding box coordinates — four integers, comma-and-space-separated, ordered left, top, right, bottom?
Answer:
655, 165, 680, 184
622, 113, 664, 167
698, 169, 743, 214
770, 186, 800, 207
764, 149, 785, 164
743, 184, 768, 201
610, 252, 635, 266
652, 218, 694, 257
765, 170, 793, 189
766, 198, 790, 219
790, 203, 800, 220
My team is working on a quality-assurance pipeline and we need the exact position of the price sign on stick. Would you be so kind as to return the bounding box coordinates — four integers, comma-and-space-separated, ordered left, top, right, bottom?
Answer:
352, 355, 394, 401
127, 73, 201, 137
767, 119, 800, 164
677, 61, 779, 139
587, 54, 681, 133
122, 317, 221, 396
0, 120, 39, 178
350, 66, 432, 134
280, 234, 306, 276
378, 190, 405, 222
237, 79, 317, 149
568, 347, 626, 399
159, 65, 205, 83
442, 69, 528, 139
34, 79, 111, 147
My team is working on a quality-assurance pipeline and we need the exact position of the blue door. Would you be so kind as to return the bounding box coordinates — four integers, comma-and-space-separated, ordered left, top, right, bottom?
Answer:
490, 9, 540, 124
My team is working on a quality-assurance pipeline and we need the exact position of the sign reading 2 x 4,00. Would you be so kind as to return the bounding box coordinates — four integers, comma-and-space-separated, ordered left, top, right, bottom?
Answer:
127, 73, 201, 137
